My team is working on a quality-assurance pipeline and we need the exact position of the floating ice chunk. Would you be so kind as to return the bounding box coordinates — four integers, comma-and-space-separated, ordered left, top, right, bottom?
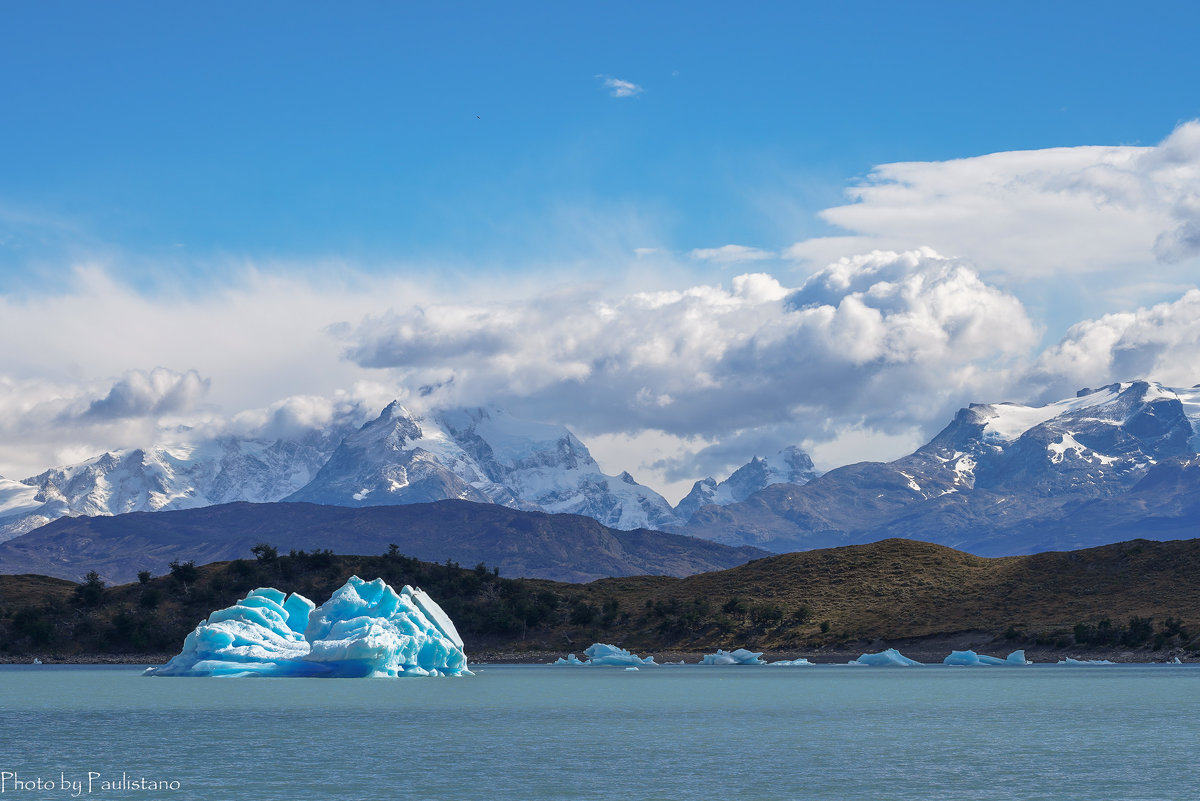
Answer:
1171, 657, 1183, 664
1057, 657, 1114, 665
1005, 650, 1030, 665
624, 667, 639, 671
850, 648, 921, 666
768, 658, 814, 666
146, 577, 471, 678
553, 654, 586, 665
700, 648, 765, 665
943, 649, 1029, 666
581, 643, 656, 666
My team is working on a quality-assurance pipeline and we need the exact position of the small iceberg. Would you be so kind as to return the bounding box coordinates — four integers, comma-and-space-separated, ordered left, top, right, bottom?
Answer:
849, 648, 921, 666
553, 653, 586, 665
551, 643, 655, 666
583, 643, 656, 666
146, 576, 470, 677
943, 649, 1029, 666
700, 648, 765, 665
624, 666, 639, 672
1057, 657, 1114, 665
768, 658, 814, 667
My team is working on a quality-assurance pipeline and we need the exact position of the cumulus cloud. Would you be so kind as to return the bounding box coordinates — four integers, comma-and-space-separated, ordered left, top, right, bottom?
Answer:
1030, 289, 1200, 399
689, 244, 775, 265
788, 121, 1200, 290
0, 371, 211, 478
340, 249, 1037, 446
598, 76, 644, 98
77, 368, 209, 421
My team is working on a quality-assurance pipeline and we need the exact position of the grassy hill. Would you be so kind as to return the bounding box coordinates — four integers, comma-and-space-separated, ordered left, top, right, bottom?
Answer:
2, 537, 1197, 663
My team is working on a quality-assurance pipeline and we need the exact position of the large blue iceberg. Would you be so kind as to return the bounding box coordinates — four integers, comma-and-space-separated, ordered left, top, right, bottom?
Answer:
700, 648, 765, 665
554, 643, 656, 666
146, 576, 470, 677
849, 648, 922, 666
943, 649, 1030, 666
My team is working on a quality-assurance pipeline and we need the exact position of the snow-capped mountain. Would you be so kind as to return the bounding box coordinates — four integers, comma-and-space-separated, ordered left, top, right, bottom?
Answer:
681, 381, 1200, 554
286, 404, 680, 530
4, 382, 1196, 556
674, 446, 819, 521
0, 423, 361, 543
0, 402, 682, 542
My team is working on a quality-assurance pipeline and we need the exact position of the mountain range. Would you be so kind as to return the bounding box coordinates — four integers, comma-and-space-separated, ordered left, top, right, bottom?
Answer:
0, 403, 811, 542
0, 500, 768, 584
1, 380, 1198, 562
677, 380, 1200, 554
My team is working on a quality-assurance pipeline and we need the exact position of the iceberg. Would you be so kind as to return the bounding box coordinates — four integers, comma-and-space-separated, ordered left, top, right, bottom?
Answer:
552, 644, 655, 666
849, 648, 922, 666
768, 658, 814, 666
699, 648, 765, 665
146, 576, 471, 677
582, 643, 656, 666
1057, 657, 1114, 665
553, 654, 586, 665
943, 649, 1029, 666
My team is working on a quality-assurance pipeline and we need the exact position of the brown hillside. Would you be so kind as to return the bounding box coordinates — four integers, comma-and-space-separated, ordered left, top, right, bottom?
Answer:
578, 538, 1200, 647
2, 537, 1197, 663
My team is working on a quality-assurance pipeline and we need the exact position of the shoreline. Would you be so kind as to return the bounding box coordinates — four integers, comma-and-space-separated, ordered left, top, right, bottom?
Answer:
10, 644, 1187, 666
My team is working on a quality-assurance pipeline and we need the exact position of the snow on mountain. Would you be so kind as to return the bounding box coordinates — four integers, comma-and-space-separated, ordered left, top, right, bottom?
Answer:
681, 380, 1200, 554
911, 380, 1199, 500
0, 419, 362, 543
675, 445, 819, 521
0, 477, 54, 539
287, 404, 679, 530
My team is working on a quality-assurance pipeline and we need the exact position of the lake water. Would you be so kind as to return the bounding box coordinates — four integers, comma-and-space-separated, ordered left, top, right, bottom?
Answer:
1, 663, 1197, 800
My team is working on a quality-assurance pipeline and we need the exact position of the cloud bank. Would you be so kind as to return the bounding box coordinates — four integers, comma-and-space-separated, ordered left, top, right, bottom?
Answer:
3, 124, 1200, 496
787, 121, 1200, 295
341, 249, 1037, 442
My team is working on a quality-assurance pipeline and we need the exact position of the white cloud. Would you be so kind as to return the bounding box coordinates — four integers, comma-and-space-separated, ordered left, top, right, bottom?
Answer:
340, 250, 1037, 451
6, 124, 1200, 495
689, 244, 775, 265
0, 265, 418, 477
598, 76, 644, 98
1030, 289, 1200, 399
78, 368, 209, 421
788, 122, 1200, 296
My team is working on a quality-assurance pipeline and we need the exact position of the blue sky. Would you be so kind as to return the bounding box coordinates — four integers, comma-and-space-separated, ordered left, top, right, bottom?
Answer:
4, 1, 1197, 278
2, 2, 1200, 499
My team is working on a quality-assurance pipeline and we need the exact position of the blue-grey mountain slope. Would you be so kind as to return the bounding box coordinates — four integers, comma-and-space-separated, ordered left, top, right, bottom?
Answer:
679, 381, 1200, 554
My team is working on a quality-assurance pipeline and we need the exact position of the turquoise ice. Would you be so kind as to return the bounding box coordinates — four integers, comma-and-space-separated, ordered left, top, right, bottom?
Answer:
145, 576, 470, 677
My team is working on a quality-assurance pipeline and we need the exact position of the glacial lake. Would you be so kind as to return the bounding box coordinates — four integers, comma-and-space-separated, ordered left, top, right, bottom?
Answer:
1, 663, 1197, 800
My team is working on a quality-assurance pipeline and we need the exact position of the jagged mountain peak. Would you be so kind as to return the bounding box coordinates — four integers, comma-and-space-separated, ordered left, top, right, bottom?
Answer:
681, 381, 1200, 555
286, 403, 677, 530
674, 445, 820, 522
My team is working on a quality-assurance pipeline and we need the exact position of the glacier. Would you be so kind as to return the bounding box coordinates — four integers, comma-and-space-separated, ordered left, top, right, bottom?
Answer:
146, 576, 470, 677
943, 649, 1030, 666
552, 643, 656, 666
850, 648, 922, 666
699, 648, 765, 665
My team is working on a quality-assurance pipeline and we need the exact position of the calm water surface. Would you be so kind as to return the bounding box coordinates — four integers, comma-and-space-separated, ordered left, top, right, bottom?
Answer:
1, 664, 1198, 800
